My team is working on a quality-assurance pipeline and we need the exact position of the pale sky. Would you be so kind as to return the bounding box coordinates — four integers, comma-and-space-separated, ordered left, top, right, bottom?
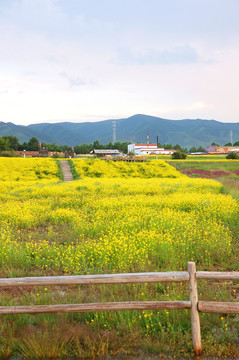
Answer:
1, 0, 239, 125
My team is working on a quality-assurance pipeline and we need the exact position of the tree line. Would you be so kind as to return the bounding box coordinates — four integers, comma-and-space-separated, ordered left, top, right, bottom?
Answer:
0, 136, 131, 154
0, 136, 73, 152
0, 136, 239, 154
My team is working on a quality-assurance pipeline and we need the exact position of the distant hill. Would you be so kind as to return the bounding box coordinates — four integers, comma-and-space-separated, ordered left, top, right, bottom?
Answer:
1, 114, 239, 148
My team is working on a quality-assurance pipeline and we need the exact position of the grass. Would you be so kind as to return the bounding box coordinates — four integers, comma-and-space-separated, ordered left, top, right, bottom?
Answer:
0, 282, 238, 358
147, 155, 227, 160
67, 159, 82, 180
55, 159, 64, 181
168, 160, 239, 180
220, 178, 239, 198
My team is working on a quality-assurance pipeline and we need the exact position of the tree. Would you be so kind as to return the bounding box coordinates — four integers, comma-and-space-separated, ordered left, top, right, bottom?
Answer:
18, 142, 28, 151
62, 145, 72, 152
109, 141, 128, 153
197, 146, 206, 152
74, 144, 91, 154
2, 136, 19, 150
174, 144, 182, 151
189, 146, 197, 153
73, 140, 131, 154
172, 151, 187, 159
41, 142, 47, 148
164, 143, 173, 149
47, 143, 61, 152
211, 142, 219, 146
224, 142, 232, 146
189, 146, 205, 153
93, 140, 103, 149
0, 138, 10, 151
27, 137, 39, 151
233, 141, 239, 146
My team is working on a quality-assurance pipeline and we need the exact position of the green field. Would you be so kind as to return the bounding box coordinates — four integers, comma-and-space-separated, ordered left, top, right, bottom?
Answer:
168, 160, 239, 178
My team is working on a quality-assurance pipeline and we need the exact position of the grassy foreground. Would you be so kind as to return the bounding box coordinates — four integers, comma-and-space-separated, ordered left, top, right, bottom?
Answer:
0, 158, 238, 359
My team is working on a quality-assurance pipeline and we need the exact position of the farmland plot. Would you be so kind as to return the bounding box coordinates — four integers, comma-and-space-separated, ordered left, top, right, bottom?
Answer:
0, 158, 238, 358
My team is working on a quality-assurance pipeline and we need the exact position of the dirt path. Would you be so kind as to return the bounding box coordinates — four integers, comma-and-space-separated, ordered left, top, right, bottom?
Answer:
60, 161, 74, 182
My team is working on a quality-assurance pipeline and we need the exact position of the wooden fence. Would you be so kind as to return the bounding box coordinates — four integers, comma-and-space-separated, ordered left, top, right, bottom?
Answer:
0, 262, 239, 355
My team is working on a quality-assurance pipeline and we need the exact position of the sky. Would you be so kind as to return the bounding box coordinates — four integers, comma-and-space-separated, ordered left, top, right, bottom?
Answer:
0, 0, 239, 125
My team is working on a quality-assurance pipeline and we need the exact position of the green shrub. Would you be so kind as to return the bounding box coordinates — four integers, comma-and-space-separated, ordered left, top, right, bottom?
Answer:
226, 152, 239, 159
171, 151, 187, 159
0, 150, 16, 157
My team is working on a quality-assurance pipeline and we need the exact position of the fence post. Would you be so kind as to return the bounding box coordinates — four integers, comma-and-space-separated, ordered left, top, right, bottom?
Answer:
188, 262, 202, 355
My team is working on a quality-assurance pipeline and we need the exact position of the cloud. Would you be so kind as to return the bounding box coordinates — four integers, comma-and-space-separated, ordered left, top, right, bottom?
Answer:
24, 71, 37, 77
0, 0, 239, 124
18, 90, 28, 95
68, 77, 86, 87
112, 45, 203, 66
0, 0, 68, 38
59, 72, 86, 86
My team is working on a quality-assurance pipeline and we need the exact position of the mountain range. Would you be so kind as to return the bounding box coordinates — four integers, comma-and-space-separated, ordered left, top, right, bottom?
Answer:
0, 114, 239, 148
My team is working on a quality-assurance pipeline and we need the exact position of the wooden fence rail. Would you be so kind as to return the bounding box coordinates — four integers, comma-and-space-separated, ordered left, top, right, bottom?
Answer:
0, 262, 238, 356
0, 271, 189, 286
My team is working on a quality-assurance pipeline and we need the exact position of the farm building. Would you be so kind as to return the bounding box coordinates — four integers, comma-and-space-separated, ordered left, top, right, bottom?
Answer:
128, 144, 162, 155
90, 149, 122, 157
127, 143, 175, 155
206, 146, 239, 154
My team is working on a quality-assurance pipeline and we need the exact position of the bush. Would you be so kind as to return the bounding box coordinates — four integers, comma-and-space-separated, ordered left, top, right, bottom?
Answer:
0, 150, 16, 157
171, 151, 187, 159
226, 152, 239, 159
52, 153, 60, 158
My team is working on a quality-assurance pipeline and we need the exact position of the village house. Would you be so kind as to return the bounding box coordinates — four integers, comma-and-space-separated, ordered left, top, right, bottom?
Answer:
206, 146, 239, 154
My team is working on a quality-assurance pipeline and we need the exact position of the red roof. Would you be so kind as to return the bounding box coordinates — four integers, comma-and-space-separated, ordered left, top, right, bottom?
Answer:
135, 144, 158, 146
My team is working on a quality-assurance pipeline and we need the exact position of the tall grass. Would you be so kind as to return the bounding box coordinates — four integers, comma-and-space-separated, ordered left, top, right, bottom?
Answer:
220, 179, 239, 199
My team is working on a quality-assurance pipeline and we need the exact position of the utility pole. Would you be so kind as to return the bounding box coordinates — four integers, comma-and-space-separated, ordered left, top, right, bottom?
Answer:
112, 121, 116, 144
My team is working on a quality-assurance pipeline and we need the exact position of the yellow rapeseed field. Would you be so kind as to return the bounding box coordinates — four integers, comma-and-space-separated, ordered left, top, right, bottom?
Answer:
0, 158, 238, 274
0, 157, 59, 182
71, 158, 185, 178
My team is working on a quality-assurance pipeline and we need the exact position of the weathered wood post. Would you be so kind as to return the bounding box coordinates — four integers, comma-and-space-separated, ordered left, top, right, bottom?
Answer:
188, 262, 202, 355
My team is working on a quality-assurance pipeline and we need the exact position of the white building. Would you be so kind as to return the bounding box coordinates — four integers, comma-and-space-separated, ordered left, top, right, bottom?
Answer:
128, 143, 164, 155
128, 143, 177, 155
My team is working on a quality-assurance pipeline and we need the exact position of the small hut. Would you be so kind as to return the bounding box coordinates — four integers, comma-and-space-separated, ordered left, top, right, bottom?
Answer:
39, 147, 49, 157
65, 151, 75, 158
